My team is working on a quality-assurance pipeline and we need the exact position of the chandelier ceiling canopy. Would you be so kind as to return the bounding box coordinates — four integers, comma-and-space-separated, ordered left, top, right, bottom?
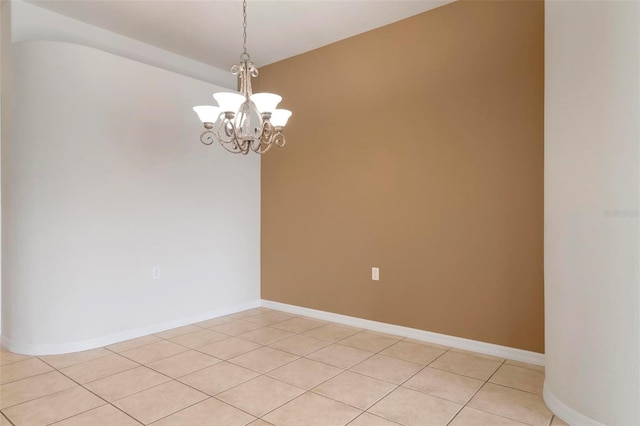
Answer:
193, 0, 291, 155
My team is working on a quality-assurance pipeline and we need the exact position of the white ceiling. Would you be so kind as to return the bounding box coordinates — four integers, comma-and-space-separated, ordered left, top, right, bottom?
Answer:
26, 0, 453, 70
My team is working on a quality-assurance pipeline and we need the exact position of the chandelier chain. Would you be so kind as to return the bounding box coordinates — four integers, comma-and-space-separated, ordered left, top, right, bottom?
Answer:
242, 0, 249, 60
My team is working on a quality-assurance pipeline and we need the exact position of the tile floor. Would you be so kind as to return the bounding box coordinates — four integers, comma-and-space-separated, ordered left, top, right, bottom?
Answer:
0, 308, 568, 426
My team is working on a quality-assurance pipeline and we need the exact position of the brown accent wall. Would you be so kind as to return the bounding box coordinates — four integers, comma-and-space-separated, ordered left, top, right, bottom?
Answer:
258, 0, 544, 352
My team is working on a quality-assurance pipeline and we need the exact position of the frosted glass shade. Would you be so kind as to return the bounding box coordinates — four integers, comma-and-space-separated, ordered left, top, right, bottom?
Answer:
250, 93, 282, 114
270, 109, 292, 127
193, 105, 221, 123
213, 92, 246, 112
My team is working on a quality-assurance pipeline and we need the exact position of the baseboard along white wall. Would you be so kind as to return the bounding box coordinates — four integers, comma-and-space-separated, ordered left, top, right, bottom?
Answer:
1, 300, 261, 356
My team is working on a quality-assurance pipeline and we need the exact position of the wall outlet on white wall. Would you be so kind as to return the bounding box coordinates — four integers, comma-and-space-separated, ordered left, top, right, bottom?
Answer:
372, 267, 379, 281
152, 266, 160, 280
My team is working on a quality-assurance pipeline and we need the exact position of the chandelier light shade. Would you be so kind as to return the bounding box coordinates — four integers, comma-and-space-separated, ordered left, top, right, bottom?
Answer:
193, 0, 291, 155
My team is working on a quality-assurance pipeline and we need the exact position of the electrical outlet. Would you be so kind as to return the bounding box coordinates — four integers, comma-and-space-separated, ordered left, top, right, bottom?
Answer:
152, 266, 160, 280
372, 267, 379, 281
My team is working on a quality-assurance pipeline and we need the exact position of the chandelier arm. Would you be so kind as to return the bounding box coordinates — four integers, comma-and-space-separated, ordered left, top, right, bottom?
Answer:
219, 141, 241, 154
251, 138, 266, 153
200, 130, 216, 145
240, 140, 251, 155
214, 119, 244, 153
260, 120, 273, 144
273, 131, 286, 147
253, 140, 274, 155
266, 126, 286, 147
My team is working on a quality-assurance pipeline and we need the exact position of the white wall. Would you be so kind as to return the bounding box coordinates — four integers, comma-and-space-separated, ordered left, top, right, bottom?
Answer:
11, 0, 235, 88
0, 0, 13, 340
2, 40, 260, 354
0, 1, 5, 336
544, 1, 640, 425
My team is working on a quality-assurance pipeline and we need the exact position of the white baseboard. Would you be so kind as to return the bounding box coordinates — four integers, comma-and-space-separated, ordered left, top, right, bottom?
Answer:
543, 382, 604, 426
1, 299, 261, 356
261, 299, 545, 366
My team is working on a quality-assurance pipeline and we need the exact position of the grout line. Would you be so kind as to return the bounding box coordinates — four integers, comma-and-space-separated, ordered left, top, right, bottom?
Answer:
1, 383, 107, 426
37, 358, 145, 426
0, 411, 17, 426
255, 389, 311, 421
138, 396, 215, 426
459, 404, 538, 426
307, 381, 399, 414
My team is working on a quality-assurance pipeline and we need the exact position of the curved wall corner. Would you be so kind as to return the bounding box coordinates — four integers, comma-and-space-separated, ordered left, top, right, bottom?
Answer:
545, 2, 640, 425
2, 40, 260, 355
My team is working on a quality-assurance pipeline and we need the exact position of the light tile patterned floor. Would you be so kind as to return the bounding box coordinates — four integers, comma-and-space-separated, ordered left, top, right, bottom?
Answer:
0, 308, 567, 426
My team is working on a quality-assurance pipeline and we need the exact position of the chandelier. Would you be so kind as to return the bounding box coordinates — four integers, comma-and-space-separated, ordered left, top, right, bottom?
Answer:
193, 0, 291, 155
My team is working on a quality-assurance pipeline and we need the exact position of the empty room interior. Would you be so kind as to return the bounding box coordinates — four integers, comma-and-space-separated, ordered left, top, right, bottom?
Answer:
0, 0, 638, 425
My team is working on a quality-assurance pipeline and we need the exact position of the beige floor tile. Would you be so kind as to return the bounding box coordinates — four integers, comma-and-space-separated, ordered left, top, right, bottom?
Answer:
51, 404, 142, 426
229, 347, 298, 374
380, 340, 447, 365
154, 325, 201, 340
490, 364, 545, 395
178, 361, 258, 395
269, 334, 332, 356
430, 351, 503, 380
348, 412, 401, 426
0, 414, 11, 426
505, 359, 545, 373
238, 327, 295, 345
0, 351, 32, 367
39, 348, 112, 369
0, 318, 556, 426
194, 316, 234, 328
113, 380, 208, 425
169, 329, 228, 349
449, 406, 529, 425
107, 335, 163, 353
267, 358, 342, 389
313, 371, 396, 410
149, 398, 255, 426
3, 386, 105, 426
350, 354, 423, 384
403, 338, 450, 350
368, 386, 462, 426
248, 420, 274, 426
84, 366, 171, 401
121, 340, 187, 365
0, 370, 77, 409
211, 320, 265, 336
306, 344, 373, 369
468, 383, 553, 426
0, 358, 53, 385
216, 375, 305, 417
303, 324, 362, 342
551, 415, 570, 425
263, 392, 361, 426
146, 350, 220, 378
403, 367, 484, 404
339, 331, 400, 353
242, 311, 293, 326
199, 337, 261, 360
61, 354, 139, 384
270, 317, 326, 333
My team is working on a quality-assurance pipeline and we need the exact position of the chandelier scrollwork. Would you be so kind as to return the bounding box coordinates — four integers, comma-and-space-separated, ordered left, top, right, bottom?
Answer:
193, 0, 291, 155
